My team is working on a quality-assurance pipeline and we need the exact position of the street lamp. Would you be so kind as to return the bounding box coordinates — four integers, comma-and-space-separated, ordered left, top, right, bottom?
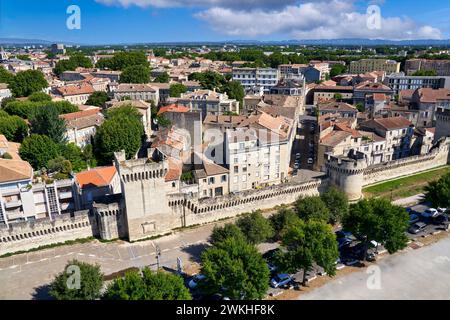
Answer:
155, 245, 161, 270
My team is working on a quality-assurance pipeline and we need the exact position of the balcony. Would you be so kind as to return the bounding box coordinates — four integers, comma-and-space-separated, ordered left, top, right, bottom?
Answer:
4, 199, 22, 208
58, 191, 73, 200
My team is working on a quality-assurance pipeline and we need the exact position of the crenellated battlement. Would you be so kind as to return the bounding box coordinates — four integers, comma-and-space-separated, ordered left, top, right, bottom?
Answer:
113, 151, 169, 184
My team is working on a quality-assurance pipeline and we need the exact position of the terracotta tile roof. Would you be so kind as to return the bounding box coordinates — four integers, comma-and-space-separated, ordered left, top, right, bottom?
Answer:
416, 88, 450, 103
75, 166, 117, 189
0, 159, 33, 184
158, 104, 190, 116
165, 158, 182, 182
372, 93, 387, 101
116, 84, 157, 93
355, 81, 392, 91
320, 131, 352, 147
362, 116, 412, 131
335, 123, 362, 138
60, 108, 104, 130
56, 83, 95, 96
319, 101, 357, 112
0, 135, 22, 160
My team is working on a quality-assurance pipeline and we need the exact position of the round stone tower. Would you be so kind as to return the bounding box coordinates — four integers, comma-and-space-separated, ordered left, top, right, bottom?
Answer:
325, 151, 368, 201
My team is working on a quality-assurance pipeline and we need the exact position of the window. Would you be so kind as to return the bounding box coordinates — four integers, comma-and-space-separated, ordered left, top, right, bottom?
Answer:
243, 166, 247, 173
239, 142, 245, 150
234, 166, 239, 174
209, 177, 215, 185
221, 175, 227, 182
233, 176, 238, 183
242, 175, 247, 182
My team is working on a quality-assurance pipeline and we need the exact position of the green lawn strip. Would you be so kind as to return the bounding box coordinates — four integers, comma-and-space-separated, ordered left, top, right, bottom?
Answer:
363, 166, 450, 200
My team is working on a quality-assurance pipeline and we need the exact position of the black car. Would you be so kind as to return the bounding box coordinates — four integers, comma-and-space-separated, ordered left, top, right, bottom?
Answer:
432, 214, 449, 225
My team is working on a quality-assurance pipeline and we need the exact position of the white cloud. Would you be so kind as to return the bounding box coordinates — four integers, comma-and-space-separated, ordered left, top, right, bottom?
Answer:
195, 1, 442, 40
95, 0, 443, 40
95, 0, 296, 9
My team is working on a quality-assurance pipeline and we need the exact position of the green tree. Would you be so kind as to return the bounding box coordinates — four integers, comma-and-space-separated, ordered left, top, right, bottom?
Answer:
334, 93, 343, 101
236, 211, 274, 245
48, 156, 73, 175
9, 70, 48, 97
29, 104, 67, 144
49, 260, 104, 300
321, 186, 349, 225
412, 70, 437, 76
221, 81, 245, 105
169, 83, 187, 98
86, 91, 109, 106
425, 172, 450, 208
96, 51, 149, 71
95, 107, 144, 162
0, 67, 14, 84
54, 54, 93, 75
343, 198, 409, 259
330, 64, 346, 77
154, 72, 169, 83
210, 223, 247, 244
188, 71, 226, 90
295, 196, 330, 222
28, 92, 52, 102
200, 237, 270, 300
270, 207, 301, 241
0, 112, 28, 142
103, 268, 191, 300
19, 134, 60, 170
275, 220, 339, 285
59, 143, 88, 172
120, 65, 150, 84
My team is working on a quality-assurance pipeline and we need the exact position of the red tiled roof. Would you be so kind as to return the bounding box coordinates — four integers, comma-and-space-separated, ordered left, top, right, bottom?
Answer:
76, 166, 117, 189
158, 104, 190, 116
60, 108, 100, 121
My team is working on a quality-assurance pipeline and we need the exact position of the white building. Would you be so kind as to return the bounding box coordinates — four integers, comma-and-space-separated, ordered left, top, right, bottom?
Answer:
60, 108, 105, 148
232, 67, 279, 93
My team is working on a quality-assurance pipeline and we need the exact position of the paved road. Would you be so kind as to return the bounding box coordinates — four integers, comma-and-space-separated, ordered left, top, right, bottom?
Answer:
299, 235, 450, 300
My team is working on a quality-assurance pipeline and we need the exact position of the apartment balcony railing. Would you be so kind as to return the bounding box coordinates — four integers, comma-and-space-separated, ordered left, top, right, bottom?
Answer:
4, 200, 22, 209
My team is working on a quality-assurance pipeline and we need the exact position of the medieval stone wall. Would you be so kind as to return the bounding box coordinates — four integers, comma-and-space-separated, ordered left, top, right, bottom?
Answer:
363, 142, 449, 186
0, 210, 96, 256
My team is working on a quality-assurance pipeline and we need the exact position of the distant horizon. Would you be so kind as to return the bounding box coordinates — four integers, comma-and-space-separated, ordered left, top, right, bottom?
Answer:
2, 37, 450, 48
1, 0, 449, 45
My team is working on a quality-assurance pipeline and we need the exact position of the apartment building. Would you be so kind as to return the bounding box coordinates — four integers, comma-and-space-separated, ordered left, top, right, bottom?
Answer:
349, 59, 400, 74
172, 89, 239, 118
60, 108, 105, 148
410, 88, 450, 127
405, 59, 450, 76
385, 72, 450, 95
232, 67, 279, 93
55, 83, 95, 105
359, 116, 414, 161
311, 85, 354, 104
318, 101, 358, 118
108, 83, 159, 105
353, 82, 394, 105
224, 113, 294, 193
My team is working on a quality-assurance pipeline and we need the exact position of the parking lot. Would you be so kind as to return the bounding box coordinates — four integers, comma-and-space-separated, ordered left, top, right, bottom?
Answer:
263, 202, 449, 299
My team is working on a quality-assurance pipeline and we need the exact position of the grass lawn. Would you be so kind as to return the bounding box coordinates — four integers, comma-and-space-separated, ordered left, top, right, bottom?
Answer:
363, 166, 450, 201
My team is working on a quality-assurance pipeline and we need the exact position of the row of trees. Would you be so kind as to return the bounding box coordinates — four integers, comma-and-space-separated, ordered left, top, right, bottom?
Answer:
54, 54, 93, 76
0, 68, 48, 97
49, 260, 191, 300
188, 71, 245, 104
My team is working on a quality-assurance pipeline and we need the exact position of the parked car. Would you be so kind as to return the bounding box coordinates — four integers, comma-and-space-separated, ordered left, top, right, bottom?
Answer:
337, 237, 353, 249
294, 162, 300, 169
270, 274, 293, 288
437, 207, 448, 214
408, 222, 427, 234
409, 214, 420, 225
335, 230, 354, 239
295, 153, 301, 159
432, 214, 449, 225
307, 158, 314, 165
422, 208, 439, 219
292, 169, 298, 176
188, 274, 206, 289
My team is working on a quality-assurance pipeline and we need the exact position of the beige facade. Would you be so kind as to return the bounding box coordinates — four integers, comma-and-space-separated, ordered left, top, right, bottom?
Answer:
349, 59, 400, 74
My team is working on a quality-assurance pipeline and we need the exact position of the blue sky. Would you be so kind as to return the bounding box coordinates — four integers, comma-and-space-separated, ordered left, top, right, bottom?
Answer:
0, 0, 448, 44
